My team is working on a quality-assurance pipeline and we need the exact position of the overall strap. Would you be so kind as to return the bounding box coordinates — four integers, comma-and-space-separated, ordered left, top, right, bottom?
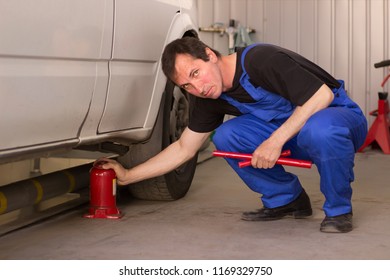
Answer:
241, 43, 261, 73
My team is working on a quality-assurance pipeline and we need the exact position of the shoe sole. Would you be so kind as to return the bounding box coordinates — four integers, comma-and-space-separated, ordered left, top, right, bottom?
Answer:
241, 209, 313, 221
320, 214, 353, 233
320, 227, 352, 233
320, 224, 352, 233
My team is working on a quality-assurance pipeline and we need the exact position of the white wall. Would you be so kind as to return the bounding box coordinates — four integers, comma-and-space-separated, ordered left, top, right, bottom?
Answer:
197, 0, 390, 122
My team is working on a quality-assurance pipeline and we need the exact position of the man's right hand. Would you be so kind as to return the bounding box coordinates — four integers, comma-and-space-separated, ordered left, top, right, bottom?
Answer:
94, 158, 129, 186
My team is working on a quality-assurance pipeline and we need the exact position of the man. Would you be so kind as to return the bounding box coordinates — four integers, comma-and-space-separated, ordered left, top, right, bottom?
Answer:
98, 37, 367, 233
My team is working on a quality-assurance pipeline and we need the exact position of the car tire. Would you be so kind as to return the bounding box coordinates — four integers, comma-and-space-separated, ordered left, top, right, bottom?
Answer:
118, 80, 198, 200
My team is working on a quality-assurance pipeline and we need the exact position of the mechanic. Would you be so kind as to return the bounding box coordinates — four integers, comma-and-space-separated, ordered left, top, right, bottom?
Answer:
97, 37, 368, 233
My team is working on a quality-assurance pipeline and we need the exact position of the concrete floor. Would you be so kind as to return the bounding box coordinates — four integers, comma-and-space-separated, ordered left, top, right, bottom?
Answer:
0, 148, 389, 260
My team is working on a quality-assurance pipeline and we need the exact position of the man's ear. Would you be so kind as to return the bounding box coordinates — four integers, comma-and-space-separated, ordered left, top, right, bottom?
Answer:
205, 47, 217, 62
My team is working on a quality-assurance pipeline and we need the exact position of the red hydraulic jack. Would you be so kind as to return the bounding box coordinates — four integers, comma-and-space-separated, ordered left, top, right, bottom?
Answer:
359, 60, 390, 154
84, 165, 122, 219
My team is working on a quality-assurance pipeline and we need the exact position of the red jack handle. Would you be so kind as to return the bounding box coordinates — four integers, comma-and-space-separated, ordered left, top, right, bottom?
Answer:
213, 150, 291, 159
238, 157, 312, 168
212, 150, 312, 169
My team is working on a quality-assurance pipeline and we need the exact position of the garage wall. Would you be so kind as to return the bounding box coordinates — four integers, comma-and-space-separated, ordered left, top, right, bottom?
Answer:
197, 0, 390, 122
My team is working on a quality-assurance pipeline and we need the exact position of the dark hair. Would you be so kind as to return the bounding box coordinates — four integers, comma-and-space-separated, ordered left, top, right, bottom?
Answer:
161, 37, 221, 81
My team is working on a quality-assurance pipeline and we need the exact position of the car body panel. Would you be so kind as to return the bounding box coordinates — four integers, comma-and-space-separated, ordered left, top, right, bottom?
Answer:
0, 57, 101, 150
98, 0, 179, 133
0, 0, 113, 153
0, 0, 198, 164
0, 0, 112, 59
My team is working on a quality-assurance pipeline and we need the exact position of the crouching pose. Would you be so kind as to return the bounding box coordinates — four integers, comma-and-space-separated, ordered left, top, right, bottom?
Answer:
98, 37, 367, 233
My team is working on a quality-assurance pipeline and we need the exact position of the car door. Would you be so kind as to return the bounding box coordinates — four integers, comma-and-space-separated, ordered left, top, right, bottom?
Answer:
0, 0, 113, 152
98, 0, 179, 133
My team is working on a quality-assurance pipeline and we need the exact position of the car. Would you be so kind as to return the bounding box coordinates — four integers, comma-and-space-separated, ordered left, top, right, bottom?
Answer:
0, 0, 200, 201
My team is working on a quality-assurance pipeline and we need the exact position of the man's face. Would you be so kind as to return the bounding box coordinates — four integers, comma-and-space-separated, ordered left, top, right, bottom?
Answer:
173, 50, 223, 99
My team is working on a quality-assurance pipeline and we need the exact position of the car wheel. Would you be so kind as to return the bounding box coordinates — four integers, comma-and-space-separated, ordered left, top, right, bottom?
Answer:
118, 81, 198, 200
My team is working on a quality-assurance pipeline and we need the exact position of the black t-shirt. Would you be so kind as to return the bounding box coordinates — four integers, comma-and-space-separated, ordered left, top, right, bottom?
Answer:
188, 44, 340, 133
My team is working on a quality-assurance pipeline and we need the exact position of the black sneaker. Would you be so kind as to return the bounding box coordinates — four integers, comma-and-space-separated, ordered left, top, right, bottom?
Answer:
320, 213, 353, 233
241, 189, 312, 221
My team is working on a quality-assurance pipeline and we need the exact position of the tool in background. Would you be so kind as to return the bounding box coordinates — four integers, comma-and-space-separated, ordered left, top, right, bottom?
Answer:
358, 59, 390, 154
212, 150, 312, 169
199, 19, 255, 54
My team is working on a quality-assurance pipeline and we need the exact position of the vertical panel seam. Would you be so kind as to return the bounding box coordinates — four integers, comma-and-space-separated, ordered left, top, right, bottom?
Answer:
366, 0, 371, 116
279, 0, 282, 45
297, 0, 300, 53
314, 0, 318, 63
331, 0, 335, 75
385, 0, 389, 93
349, 0, 353, 98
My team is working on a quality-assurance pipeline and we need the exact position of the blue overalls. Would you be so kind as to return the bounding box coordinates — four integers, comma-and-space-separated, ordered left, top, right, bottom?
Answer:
212, 44, 368, 217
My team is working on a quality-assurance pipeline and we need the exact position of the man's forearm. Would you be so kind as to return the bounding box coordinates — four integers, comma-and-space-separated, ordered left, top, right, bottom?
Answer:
108, 128, 210, 185
269, 84, 335, 145
251, 84, 334, 168
122, 140, 195, 185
